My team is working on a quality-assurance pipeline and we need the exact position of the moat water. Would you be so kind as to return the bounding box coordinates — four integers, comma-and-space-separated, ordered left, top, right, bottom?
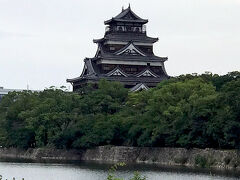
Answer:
0, 160, 239, 180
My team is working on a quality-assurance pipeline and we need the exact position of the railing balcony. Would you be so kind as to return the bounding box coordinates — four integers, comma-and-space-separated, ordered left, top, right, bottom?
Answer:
105, 25, 146, 35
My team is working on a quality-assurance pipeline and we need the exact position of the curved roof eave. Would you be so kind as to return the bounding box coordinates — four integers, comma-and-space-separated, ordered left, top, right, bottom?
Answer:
104, 6, 148, 25
104, 18, 148, 25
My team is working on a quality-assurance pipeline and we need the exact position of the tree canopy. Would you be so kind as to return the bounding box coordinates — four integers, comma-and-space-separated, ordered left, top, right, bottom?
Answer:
0, 72, 239, 149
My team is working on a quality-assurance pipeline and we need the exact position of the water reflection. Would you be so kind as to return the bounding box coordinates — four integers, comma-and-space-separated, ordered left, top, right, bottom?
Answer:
0, 160, 239, 180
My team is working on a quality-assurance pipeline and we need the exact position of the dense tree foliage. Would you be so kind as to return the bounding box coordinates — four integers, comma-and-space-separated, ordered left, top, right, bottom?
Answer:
0, 72, 239, 149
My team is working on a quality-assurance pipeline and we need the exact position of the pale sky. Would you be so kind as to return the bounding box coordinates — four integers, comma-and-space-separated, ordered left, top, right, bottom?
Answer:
0, 0, 240, 90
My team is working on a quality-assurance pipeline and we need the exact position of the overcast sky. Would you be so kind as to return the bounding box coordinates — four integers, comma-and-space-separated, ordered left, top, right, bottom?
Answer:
0, 0, 240, 90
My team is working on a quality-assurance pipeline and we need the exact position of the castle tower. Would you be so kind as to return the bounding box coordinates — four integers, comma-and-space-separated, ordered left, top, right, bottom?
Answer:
67, 6, 169, 91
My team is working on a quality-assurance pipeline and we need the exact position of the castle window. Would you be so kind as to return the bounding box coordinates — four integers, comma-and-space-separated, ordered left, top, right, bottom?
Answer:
103, 66, 111, 70
118, 26, 123, 31
126, 26, 132, 32
125, 67, 137, 72
130, 68, 137, 72
110, 46, 115, 51
135, 27, 141, 32
125, 67, 130, 72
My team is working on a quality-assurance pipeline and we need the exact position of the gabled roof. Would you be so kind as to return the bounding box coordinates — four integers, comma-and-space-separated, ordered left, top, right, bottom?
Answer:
106, 67, 128, 77
93, 42, 167, 62
104, 5, 148, 25
67, 57, 169, 83
130, 83, 149, 92
136, 68, 159, 78
66, 58, 97, 83
115, 42, 146, 56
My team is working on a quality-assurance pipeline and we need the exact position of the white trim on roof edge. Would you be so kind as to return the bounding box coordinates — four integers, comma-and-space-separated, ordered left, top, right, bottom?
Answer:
131, 83, 149, 92
107, 68, 128, 77
116, 43, 146, 56
137, 69, 158, 78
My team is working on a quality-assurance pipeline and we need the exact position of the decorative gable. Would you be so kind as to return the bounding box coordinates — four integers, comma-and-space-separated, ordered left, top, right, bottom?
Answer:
80, 64, 88, 77
94, 46, 101, 58
130, 83, 149, 92
107, 68, 128, 77
137, 69, 158, 78
115, 43, 146, 56
122, 12, 137, 20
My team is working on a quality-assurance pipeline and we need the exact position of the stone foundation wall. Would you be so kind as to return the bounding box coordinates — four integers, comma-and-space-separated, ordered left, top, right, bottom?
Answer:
0, 146, 240, 170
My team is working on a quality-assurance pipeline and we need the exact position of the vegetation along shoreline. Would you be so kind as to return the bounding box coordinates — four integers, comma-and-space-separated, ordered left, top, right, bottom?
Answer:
0, 72, 240, 171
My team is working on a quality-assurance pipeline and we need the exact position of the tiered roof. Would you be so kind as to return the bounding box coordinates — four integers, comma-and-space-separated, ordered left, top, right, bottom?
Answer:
93, 34, 159, 44
67, 6, 169, 91
94, 42, 168, 63
104, 5, 148, 25
67, 58, 168, 84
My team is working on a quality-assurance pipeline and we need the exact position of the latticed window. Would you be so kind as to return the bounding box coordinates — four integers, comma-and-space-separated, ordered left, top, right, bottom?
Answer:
103, 66, 111, 70
125, 66, 138, 72
117, 26, 124, 31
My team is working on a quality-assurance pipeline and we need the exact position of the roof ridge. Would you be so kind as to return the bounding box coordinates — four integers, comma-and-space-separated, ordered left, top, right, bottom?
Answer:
104, 6, 148, 24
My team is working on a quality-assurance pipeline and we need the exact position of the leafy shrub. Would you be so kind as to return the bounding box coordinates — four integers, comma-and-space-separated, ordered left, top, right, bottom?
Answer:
107, 163, 146, 180
195, 155, 208, 168
195, 155, 216, 168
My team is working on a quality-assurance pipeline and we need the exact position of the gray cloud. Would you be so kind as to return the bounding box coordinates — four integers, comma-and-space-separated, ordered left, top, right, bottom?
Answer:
0, 0, 239, 90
